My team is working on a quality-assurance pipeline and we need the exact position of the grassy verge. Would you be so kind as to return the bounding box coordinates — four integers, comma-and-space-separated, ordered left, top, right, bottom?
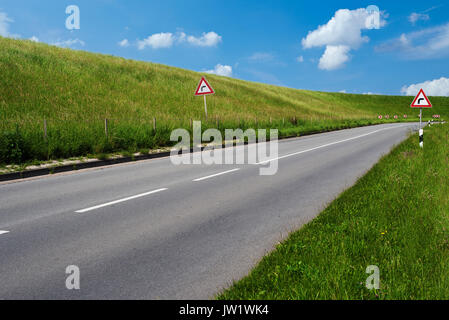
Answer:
218, 124, 449, 300
0, 118, 394, 168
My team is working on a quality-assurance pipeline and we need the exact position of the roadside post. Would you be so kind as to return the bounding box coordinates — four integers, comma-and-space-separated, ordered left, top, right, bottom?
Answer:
410, 89, 432, 148
194, 76, 215, 121
104, 118, 108, 139
43, 119, 47, 142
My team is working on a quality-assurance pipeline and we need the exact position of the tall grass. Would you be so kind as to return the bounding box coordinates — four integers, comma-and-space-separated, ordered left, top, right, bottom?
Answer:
218, 124, 449, 300
0, 117, 384, 164
1, 36, 448, 164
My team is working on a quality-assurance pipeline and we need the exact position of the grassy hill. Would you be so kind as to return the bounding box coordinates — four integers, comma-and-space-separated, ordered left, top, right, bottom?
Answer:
1, 36, 448, 164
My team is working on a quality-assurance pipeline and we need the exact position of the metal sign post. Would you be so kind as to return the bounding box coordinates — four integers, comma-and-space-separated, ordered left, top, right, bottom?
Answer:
204, 95, 208, 120
420, 108, 422, 129
419, 108, 423, 148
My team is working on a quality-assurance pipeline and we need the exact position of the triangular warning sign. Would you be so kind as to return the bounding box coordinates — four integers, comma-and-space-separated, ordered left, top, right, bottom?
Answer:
411, 89, 432, 108
195, 77, 215, 96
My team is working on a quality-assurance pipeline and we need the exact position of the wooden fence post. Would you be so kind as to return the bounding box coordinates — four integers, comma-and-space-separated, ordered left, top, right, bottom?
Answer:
153, 117, 156, 131
43, 119, 47, 141
105, 118, 108, 138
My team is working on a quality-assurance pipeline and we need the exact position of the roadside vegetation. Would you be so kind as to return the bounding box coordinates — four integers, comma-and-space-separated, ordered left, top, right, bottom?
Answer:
1, 36, 448, 165
218, 124, 449, 300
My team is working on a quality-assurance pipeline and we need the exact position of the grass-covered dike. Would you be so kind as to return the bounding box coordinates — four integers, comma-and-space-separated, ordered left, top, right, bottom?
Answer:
218, 124, 449, 300
1, 36, 448, 165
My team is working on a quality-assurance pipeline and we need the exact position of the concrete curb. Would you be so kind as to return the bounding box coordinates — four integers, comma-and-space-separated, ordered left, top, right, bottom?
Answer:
0, 151, 173, 182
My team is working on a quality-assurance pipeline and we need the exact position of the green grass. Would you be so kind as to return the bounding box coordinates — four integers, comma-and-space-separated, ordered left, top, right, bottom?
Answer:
218, 124, 449, 300
1, 36, 448, 165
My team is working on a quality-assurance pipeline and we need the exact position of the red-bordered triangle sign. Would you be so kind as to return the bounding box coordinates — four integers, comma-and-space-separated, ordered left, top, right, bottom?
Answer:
195, 77, 215, 96
411, 89, 432, 108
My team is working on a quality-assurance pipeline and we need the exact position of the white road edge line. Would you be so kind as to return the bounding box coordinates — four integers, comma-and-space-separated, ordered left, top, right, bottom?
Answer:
0, 231, 10, 235
256, 125, 409, 165
75, 188, 168, 213
193, 168, 241, 182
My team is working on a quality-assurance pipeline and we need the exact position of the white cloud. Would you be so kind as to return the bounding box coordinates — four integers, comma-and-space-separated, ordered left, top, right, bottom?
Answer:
377, 23, 449, 59
137, 32, 174, 50
401, 77, 449, 96
318, 45, 350, 70
205, 64, 232, 77
247, 69, 282, 85
177, 32, 187, 43
302, 9, 370, 49
0, 11, 12, 37
296, 55, 304, 63
0, 11, 19, 38
0, 12, 83, 48
137, 31, 222, 49
186, 31, 222, 47
302, 8, 386, 70
409, 12, 430, 25
339, 90, 347, 93
399, 33, 409, 46
247, 52, 287, 67
118, 39, 129, 47
53, 39, 85, 48
249, 52, 274, 62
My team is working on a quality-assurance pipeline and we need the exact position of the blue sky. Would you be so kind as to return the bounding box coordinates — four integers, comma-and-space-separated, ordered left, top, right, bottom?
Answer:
1, 0, 449, 96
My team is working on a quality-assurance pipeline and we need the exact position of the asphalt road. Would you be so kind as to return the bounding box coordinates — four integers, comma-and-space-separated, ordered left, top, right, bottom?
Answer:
0, 122, 419, 299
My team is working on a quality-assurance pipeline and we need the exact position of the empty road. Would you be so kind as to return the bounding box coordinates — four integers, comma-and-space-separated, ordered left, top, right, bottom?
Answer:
0, 122, 418, 299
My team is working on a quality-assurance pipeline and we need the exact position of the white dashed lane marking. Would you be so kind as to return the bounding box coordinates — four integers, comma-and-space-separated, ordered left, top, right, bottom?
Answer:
193, 168, 241, 182
75, 188, 168, 213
